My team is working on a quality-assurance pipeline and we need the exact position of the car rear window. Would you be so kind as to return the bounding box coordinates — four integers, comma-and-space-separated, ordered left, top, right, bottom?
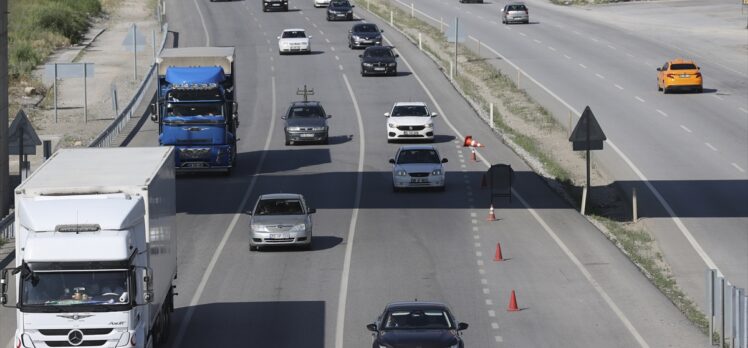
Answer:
508, 5, 526, 11
670, 63, 697, 70
255, 199, 304, 215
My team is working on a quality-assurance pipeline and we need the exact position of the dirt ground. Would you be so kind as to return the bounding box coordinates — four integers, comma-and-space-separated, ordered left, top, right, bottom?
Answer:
7, 0, 162, 180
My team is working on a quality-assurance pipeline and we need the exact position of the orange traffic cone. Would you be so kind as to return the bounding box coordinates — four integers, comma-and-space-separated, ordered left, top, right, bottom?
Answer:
487, 204, 496, 221
463, 135, 473, 147
481, 174, 487, 188
471, 148, 477, 161
493, 242, 504, 261
507, 290, 520, 312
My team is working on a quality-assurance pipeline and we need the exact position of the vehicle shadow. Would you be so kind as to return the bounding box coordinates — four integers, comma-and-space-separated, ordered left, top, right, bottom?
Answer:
251, 236, 343, 252
166, 301, 325, 348
328, 134, 354, 145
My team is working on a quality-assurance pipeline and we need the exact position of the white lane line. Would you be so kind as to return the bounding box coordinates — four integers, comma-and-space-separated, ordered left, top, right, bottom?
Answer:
533, 39, 542, 44
266, 39, 271, 44
466, 10, 472, 14
481, 278, 488, 284
485, 299, 493, 305
591, 37, 599, 42
172, 77, 278, 348
339, 65, 343, 70
319, 30, 324, 35
325, 38, 331, 43
519, 32, 527, 37
607, 45, 616, 50
739, 107, 748, 114
335, 55, 340, 60
192, 0, 211, 46
495, 336, 504, 342
573, 30, 581, 35
614, 84, 624, 90
331, 46, 336, 51
563, 54, 571, 59
271, 66, 275, 72
475, 242, 481, 247
471, 219, 478, 224
635, 96, 645, 103
492, 21, 499, 25
476, 251, 483, 257
680, 125, 692, 133
705, 142, 718, 152
595, 73, 605, 79
312, 23, 318, 28
491, 322, 499, 329
473, 226, 479, 232
335, 73, 367, 348
479, 269, 485, 275
394, 40, 652, 347
732, 163, 746, 173
626, 53, 634, 58
470, 212, 477, 218
477, 15, 484, 20
579, 63, 587, 69
305, 16, 310, 20
713, 94, 724, 101
487, 310, 496, 317
656, 109, 668, 117
477, 260, 484, 266
548, 46, 556, 51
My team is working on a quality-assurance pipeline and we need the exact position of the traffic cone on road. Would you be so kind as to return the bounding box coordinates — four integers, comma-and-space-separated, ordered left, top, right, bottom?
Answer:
470, 139, 485, 147
493, 242, 504, 261
463, 135, 473, 147
486, 204, 496, 221
507, 290, 520, 312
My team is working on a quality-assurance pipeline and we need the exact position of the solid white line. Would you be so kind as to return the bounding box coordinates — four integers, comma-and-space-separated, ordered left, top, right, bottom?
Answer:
192, 0, 211, 46
564, 54, 571, 59
548, 46, 556, 51
579, 63, 587, 69
635, 96, 645, 102
171, 77, 278, 348
614, 84, 624, 90
334, 73, 366, 348
519, 32, 527, 37
325, 38, 331, 43
656, 109, 668, 117
338, 64, 343, 70
680, 125, 692, 133
732, 163, 745, 173
393, 35, 651, 347
591, 37, 599, 42
739, 107, 748, 114
335, 55, 340, 60
331, 46, 336, 51
595, 73, 605, 79
705, 142, 718, 152
533, 39, 542, 44
607, 45, 616, 50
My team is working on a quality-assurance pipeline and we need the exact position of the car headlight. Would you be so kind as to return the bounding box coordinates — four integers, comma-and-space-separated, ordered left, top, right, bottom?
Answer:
289, 224, 306, 232
251, 224, 269, 232
352, 35, 361, 40
311, 126, 327, 131
395, 170, 408, 176
426, 122, 433, 128
388, 123, 396, 128
431, 169, 442, 176
363, 62, 373, 67
388, 62, 396, 67
287, 127, 302, 131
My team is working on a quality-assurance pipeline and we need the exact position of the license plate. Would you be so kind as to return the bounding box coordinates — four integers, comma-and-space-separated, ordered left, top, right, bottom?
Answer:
272, 3, 280, 5
404, 131, 419, 135
374, 67, 385, 71
410, 178, 427, 183
680, 74, 689, 78
185, 162, 207, 168
270, 233, 288, 239
300, 133, 314, 138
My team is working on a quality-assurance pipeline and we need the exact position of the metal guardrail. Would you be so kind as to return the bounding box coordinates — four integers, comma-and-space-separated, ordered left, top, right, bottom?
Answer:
1, 8, 169, 244
707, 269, 747, 348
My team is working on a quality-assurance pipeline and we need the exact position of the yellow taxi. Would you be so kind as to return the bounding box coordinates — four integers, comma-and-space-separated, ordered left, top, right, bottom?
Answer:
657, 59, 703, 93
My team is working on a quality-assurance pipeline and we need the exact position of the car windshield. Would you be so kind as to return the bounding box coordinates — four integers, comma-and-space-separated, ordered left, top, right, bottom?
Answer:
507, 5, 526, 11
282, 31, 306, 39
255, 199, 305, 215
331, 0, 349, 6
288, 106, 324, 119
355, 24, 378, 33
365, 48, 393, 58
670, 63, 697, 70
22, 271, 129, 307
397, 149, 440, 164
391, 105, 428, 117
383, 309, 453, 329
166, 103, 223, 118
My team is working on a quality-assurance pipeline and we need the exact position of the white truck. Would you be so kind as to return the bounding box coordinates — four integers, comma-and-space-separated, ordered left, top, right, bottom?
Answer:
1, 147, 178, 348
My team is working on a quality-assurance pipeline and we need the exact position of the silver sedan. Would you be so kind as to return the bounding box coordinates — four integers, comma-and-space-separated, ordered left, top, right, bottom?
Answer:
249, 193, 315, 251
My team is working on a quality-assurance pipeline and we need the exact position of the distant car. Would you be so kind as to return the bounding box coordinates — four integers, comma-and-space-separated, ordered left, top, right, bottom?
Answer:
501, 2, 529, 24
282, 101, 331, 145
359, 46, 398, 76
366, 301, 468, 348
263, 0, 288, 11
389, 145, 447, 191
249, 193, 315, 251
459, 0, 483, 3
327, 0, 354, 21
314, 0, 331, 7
348, 23, 383, 49
278, 29, 312, 54
385, 102, 437, 143
657, 58, 703, 93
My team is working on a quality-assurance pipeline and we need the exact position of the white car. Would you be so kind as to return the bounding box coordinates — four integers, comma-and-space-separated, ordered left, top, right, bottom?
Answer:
385, 102, 437, 143
277, 29, 312, 54
249, 193, 315, 250
314, 0, 331, 7
389, 145, 447, 191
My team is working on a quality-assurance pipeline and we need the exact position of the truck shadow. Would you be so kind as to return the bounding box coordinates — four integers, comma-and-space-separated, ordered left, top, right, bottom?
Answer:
166, 301, 325, 348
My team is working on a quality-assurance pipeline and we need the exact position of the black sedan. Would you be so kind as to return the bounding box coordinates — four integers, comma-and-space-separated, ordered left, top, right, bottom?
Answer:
326, 0, 354, 21
367, 301, 468, 348
359, 46, 398, 76
348, 23, 383, 49
282, 101, 331, 145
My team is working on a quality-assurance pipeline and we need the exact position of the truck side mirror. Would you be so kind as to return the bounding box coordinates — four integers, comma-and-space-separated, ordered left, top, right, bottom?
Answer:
233, 101, 238, 111
457, 322, 468, 331
366, 323, 378, 332
141, 267, 154, 304
308, 208, 316, 214
431, 112, 438, 117
150, 103, 158, 122
384, 112, 390, 117
0, 269, 8, 305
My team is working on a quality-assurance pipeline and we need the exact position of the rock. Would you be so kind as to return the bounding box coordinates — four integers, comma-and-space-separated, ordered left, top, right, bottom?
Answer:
74, 141, 83, 147
24, 87, 36, 96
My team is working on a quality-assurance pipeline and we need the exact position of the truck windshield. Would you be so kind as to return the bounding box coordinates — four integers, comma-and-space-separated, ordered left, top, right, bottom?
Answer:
22, 271, 129, 307
164, 103, 225, 124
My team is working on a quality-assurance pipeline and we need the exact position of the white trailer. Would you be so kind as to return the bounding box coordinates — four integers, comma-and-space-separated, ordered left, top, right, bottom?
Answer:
1, 147, 177, 348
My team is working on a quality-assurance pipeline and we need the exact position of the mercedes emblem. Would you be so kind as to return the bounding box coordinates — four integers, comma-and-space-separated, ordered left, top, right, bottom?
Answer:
67, 329, 84, 346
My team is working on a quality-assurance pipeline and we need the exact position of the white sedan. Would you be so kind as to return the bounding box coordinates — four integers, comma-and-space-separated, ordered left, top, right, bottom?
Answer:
389, 145, 447, 191
385, 101, 437, 143
278, 29, 312, 54
314, 0, 331, 7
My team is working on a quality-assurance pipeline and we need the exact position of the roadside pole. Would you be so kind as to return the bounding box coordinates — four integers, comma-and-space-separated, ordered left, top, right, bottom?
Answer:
0, 0, 9, 216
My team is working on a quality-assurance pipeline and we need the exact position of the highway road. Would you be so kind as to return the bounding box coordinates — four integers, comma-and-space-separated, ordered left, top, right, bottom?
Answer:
1, 0, 709, 347
383, 0, 748, 310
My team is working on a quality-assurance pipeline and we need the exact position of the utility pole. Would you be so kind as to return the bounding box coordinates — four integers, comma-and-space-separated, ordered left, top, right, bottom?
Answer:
0, 0, 10, 217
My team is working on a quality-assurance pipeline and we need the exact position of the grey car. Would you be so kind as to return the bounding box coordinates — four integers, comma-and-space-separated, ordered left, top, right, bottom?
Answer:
501, 2, 529, 24
249, 193, 315, 250
283, 101, 331, 145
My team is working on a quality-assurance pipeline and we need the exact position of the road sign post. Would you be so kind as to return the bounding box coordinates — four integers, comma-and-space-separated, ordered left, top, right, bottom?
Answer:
568, 106, 606, 215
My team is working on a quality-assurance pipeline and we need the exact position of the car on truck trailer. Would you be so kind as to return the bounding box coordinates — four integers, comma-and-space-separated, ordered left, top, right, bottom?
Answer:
1, 147, 178, 348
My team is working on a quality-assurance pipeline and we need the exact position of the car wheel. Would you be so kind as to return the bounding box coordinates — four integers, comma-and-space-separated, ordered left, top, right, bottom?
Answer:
437, 185, 446, 192
393, 185, 401, 192
285, 137, 291, 145
361, 70, 366, 77
322, 136, 329, 145
697, 86, 703, 93
263, 7, 267, 12
657, 83, 662, 92
663, 86, 669, 94
249, 244, 257, 251
390, 69, 397, 76
387, 138, 393, 144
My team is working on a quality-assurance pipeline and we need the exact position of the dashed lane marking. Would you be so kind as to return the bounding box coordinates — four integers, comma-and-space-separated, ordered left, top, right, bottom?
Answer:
595, 73, 605, 79
713, 94, 724, 101
533, 39, 542, 44
487, 310, 496, 317
656, 109, 668, 117
326, 38, 331, 43
732, 163, 746, 173
739, 107, 748, 114
548, 46, 556, 51
564, 54, 571, 59
579, 63, 587, 69
705, 143, 718, 152
635, 96, 645, 102
485, 299, 493, 305
519, 32, 527, 37
614, 84, 624, 90
680, 125, 692, 133
607, 45, 616, 50
491, 323, 499, 329
338, 65, 343, 70
483, 288, 490, 294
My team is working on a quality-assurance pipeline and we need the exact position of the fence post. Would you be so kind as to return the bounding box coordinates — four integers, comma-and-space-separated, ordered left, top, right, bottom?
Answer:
83, 63, 88, 123
489, 103, 494, 128
449, 60, 453, 80
632, 187, 638, 223
418, 33, 422, 51
580, 186, 587, 215
440, 17, 443, 32
721, 277, 726, 348
411, 3, 414, 18
390, 10, 393, 26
